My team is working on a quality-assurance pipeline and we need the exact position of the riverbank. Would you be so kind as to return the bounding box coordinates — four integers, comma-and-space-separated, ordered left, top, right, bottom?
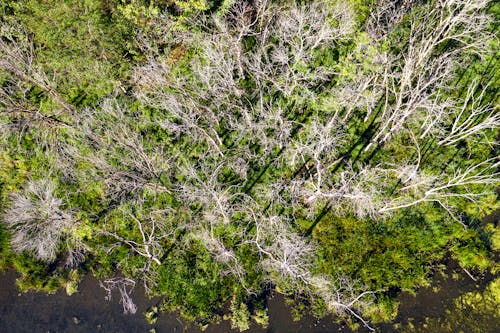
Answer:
1, 257, 498, 333
0, 269, 354, 333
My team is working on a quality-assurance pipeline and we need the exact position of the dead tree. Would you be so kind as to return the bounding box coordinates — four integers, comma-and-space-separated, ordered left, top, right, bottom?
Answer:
243, 199, 375, 330
102, 214, 163, 266
67, 99, 172, 202
100, 201, 176, 267
99, 277, 137, 314
0, 21, 73, 114
437, 81, 500, 146
379, 157, 500, 219
363, 0, 493, 151
2, 179, 77, 262
189, 228, 250, 292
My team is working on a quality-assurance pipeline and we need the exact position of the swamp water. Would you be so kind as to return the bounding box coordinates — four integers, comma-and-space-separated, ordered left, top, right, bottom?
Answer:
1, 258, 498, 333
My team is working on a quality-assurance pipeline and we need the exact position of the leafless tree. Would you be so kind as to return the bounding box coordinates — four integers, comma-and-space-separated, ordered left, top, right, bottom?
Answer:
100, 201, 177, 267
361, 0, 493, 151
99, 277, 137, 314
241, 199, 375, 330
307, 274, 376, 331
300, 150, 499, 222
0, 21, 73, 154
175, 156, 244, 226
98, 202, 181, 294
108, 0, 496, 327
367, 0, 421, 39
2, 179, 77, 262
287, 114, 346, 173
66, 99, 173, 202
134, 56, 227, 157
0, 21, 73, 114
189, 228, 250, 292
0, 83, 70, 135
250, 213, 314, 286
379, 157, 500, 219
436, 81, 500, 146
102, 215, 163, 266
133, 0, 357, 162
297, 161, 394, 219
241, 0, 354, 98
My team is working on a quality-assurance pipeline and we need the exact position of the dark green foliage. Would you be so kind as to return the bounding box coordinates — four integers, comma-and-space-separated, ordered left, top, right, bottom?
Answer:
157, 244, 231, 323
314, 209, 469, 290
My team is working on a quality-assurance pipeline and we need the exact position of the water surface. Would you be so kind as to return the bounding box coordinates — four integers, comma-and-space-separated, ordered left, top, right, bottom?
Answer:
0, 257, 497, 332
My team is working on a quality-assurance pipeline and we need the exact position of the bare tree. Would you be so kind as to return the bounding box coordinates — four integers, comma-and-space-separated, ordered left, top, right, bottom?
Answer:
250, 213, 314, 286
133, 56, 227, 157
99, 277, 137, 314
0, 21, 73, 154
100, 201, 177, 267
242, 199, 375, 330
0, 21, 73, 114
297, 162, 394, 219
367, 0, 420, 39
98, 201, 182, 294
133, 0, 357, 163
436, 81, 500, 146
189, 228, 250, 293
2, 179, 77, 262
240, 0, 354, 98
66, 99, 173, 202
97, 0, 497, 327
307, 275, 376, 331
102, 215, 163, 266
0, 83, 70, 134
175, 156, 244, 226
362, 0, 493, 151
379, 157, 500, 218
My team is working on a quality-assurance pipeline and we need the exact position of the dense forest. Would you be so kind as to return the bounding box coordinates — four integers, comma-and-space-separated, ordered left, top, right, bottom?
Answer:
0, 0, 499, 331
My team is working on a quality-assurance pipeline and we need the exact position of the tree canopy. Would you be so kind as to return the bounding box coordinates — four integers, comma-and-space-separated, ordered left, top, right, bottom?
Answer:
0, 0, 499, 331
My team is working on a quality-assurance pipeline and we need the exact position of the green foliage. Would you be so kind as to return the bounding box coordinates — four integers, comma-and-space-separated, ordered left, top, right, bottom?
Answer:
2, 0, 134, 107
226, 297, 251, 331
64, 269, 81, 296
157, 243, 232, 324
0, 224, 10, 270
365, 294, 399, 322
12, 254, 61, 293
144, 305, 159, 324
314, 209, 464, 291
251, 308, 269, 329
451, 230, 491, 271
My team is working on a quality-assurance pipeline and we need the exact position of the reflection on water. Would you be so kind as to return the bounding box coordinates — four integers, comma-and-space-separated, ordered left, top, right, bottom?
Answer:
0, 258, 498, 333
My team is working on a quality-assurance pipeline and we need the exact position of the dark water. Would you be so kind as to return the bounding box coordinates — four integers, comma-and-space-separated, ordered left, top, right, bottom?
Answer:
0, 269, 358, 333
0, 261, 496, 333
379, 258, 498, 332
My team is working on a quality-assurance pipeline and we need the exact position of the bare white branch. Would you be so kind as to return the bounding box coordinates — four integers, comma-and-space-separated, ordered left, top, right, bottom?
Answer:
2, 179, 77, 262
99, 277, 137, 314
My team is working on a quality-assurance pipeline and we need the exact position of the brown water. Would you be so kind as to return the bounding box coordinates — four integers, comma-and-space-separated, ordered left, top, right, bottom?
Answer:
0, 261, 496, 333
0, 269, 357, 333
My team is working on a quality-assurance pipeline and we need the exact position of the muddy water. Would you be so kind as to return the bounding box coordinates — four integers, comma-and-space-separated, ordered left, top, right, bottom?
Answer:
378, 257, 498, 332
0, 260, 496, 332
0, 269, 354, 333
